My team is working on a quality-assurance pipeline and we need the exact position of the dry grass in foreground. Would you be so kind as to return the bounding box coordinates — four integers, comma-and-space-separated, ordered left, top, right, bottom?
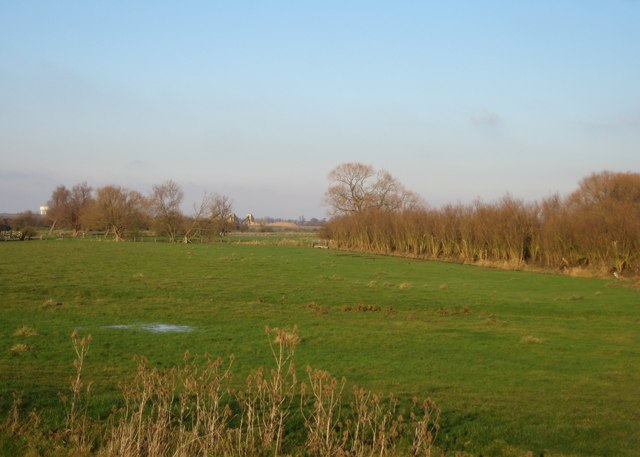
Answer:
4, 327, 442, 457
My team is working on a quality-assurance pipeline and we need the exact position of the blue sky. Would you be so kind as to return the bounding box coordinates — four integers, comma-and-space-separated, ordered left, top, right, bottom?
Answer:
1, 1, 638, 218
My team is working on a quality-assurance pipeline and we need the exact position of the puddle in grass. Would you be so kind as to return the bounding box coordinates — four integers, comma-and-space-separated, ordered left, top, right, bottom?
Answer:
105, 323, 193, 333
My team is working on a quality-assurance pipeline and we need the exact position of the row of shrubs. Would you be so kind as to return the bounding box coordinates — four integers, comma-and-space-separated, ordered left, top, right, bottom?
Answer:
323, 172, 640, 276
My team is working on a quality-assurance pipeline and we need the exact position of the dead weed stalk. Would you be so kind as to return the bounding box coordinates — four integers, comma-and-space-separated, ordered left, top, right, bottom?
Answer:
62, 330, 93, 451
4, 327, 442, 457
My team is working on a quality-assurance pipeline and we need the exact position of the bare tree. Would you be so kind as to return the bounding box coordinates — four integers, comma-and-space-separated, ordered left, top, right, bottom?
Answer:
326, 162, 375, 215
182, 193, 212, 243
568, 171, 640, 272
570, 171, 640, 206
47, 183, 94, 236
208, 194, 235, 237
180, 193, 234, 242
69, 182, 94, 236
47, 185, 72, 234
325, 162, 423, 216
149, 180, 184, 242
93, 185, 148, 241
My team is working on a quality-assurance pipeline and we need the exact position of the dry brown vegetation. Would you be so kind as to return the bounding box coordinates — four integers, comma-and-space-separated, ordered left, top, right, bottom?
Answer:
9, 343, 30, 356
324, 171, 640, 276
4, 328, 442, 457
13, 326, 38, 337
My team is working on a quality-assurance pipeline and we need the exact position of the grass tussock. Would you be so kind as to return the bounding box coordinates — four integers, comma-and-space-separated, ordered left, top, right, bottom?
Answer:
304, 302, 328, 315
398, 282, 412, 290
343, 304, 382, 313
43, 297, 62, 308
10, 343, 31, 356
436, 306, 471, 316
485, 317, 507, 326
13, 326, 38, 337
555, 294, 584, 302
439, 283, 449, 290
521, 335, 544, 345
4, 328, 442, 457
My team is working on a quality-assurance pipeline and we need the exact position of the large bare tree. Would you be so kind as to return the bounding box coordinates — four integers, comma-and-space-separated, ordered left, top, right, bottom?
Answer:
180, 193, 234, 242
208, 193, 235, 237
181, 195, 209, 243
325, 162, 423, 216
569, 171, 640, 206
69, 182, 94, 236
47, 185, 72, 234
149, 180, 184, 242
93, 185, 148, 241
47, 183, 94, 235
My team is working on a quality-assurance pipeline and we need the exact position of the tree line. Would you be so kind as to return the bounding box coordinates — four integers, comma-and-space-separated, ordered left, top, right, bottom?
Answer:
2, 181, 240, 242
3, 164, 639, 275
324, 164, 640, 276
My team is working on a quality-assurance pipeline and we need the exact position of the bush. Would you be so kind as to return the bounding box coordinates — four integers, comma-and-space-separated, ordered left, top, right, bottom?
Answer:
19, 227, 37, 240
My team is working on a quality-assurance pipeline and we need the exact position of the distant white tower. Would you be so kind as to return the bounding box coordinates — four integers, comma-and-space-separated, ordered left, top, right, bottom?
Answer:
39, 206, 49, 216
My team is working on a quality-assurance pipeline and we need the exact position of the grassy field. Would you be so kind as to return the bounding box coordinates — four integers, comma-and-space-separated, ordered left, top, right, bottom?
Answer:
1, 239, 639, 456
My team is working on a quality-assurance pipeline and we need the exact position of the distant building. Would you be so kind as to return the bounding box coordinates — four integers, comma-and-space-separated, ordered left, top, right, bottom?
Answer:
40, 206, 48, 216
225, 212, 239, 223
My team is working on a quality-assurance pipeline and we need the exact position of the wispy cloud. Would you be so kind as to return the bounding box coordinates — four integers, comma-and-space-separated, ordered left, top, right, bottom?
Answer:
579, 114, 640, 133
0, 169, 49, 182
471, 109, 502, 127
129, 160, 150, 168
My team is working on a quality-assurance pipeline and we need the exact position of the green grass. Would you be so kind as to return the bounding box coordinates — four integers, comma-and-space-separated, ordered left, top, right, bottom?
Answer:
1, 239, 639, 456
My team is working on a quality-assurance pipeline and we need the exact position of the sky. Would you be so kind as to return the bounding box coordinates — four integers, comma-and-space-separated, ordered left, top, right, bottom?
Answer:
1, 1, 639, 219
